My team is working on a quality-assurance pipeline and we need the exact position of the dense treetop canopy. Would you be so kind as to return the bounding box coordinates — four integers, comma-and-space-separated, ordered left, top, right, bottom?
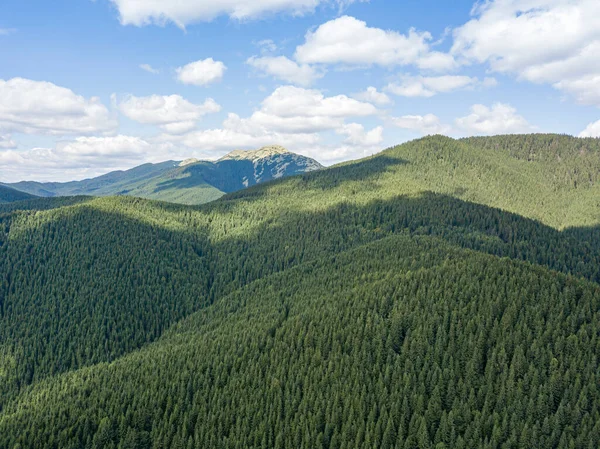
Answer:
0, 134, 599, 449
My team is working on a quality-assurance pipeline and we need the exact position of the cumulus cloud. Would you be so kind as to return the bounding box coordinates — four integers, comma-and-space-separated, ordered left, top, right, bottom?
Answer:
237, 86, 375, 134
337, 123, 384, 146
260, 85, 376, 119
579, 119, 600, 138
163, 85, 379, 160
352, 87, 392, 106
0, 134, 16, 149
386, 75, 492, 98
554, 75, 600, 106
189, 84, 376, 135
482, 77, 499, 88
0, 78, 117, 135
416, 51, 458, 72
56, 135, 151, 159
452, 0, 600, 105
295, 16, 456, 71
390, 114, 451, 135
455, 103, 533, 135
176, 58, 226, 86
175, 117, 320, 152
245, 111, 342, 134
247, 56, 323, 86
0, 136, 176, 182
109, 0, 364, 28
118, 94, 221, 133
140, 63, 159, 74
2, 85, 382, 181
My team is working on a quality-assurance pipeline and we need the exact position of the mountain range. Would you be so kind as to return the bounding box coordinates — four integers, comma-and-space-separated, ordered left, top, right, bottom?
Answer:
1, 134, 599, 448
2, 145, 323, 205
0, 184, 37, 203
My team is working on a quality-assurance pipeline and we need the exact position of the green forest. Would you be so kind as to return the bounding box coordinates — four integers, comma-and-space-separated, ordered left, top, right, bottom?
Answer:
0, 185, 37, 204
0, 134, 599, 448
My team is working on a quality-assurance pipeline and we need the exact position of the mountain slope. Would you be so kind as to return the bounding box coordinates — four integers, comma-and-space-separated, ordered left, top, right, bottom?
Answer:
0, 134, 599, 448
108, 162, 225, 205
1, 233, 599, 449
3, 160, 179, 197
218, 144, 323, 187
4, 146, 323, 205
0, 185, 37, 203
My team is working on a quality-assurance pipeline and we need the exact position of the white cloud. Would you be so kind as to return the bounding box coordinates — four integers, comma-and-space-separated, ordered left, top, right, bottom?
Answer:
452, 0, 600, 105
242, 86, 375, 134
2, 85, 381, 181
56, 135, 151, 159
0, 136, 176, 182
170, 112, 321, 153
176, 58, 226, 86
256, 39, 278, 54
0, 78, 117, 135
295, 16, 456, 71
0, 28, 16, 36
246, 111, 342, 134
337, 123, 384, 146
455, 103, 533, 135
482, 77, 499, 88
390, 114, 451, 135
554, 75, 600, 106
260, 85, 376, 119
140, 63, 159, 74
247, 56, 323, 86
386, 75, 485, 98
109, 0, 364, 28
416, 51, 458, 72
296, 142, 378, 163
352, 87, 392, 105
0, 134, 16, 149
0, 149, 23, 166
118, 94, 221, 133
185, 84, 376, 138
164, 85, 378, 159
579, 119, 600, 137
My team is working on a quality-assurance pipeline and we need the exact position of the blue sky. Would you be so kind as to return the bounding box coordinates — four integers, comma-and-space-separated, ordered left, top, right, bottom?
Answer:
1, 0, 600, 181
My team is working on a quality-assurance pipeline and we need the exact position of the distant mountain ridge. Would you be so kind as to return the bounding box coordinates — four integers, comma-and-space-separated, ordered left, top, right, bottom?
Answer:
2, 146, 323, 205
0, 184, 38, 203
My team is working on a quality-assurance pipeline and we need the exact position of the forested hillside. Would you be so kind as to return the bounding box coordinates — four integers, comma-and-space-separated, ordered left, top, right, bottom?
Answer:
0, 134, 599, 448
0, 185, 37, 203
3, 161, 179, 197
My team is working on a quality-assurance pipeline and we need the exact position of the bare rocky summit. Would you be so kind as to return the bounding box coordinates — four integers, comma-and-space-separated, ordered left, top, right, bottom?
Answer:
219, 145, 323, 183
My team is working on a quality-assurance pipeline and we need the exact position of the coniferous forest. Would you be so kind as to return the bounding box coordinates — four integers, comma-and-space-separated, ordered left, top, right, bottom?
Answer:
1, 134, 599, 448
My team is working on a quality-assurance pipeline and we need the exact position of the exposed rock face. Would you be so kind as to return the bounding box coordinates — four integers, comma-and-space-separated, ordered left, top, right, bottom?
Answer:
219, 145, 290, 162
179, 158, 200, 167
218, 145, 323, 183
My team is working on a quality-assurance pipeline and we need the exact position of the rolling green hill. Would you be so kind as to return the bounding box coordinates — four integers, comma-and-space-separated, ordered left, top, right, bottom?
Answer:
0, 184, 37, 203
3, 145, 323, 205
0, 134, 599, 448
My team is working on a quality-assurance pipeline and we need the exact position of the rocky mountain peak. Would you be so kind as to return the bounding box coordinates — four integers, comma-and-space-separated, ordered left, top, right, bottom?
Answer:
219, 145, 291, 162
179, 158, 200, 167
